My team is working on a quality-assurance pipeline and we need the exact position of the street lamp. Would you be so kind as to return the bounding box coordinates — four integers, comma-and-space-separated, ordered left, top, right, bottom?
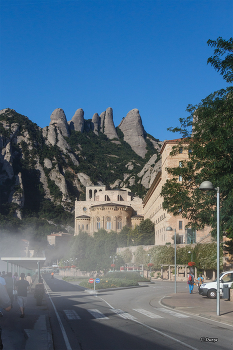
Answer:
188, 250, 193, 262
166, 226, 177, 293
110, 255, 117, 271
199, 181, 220, 316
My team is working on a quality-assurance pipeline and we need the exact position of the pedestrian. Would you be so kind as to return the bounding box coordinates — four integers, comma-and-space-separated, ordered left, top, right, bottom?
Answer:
0, 276, 6, 317
15, 273, 29, 318
3, 272, 14, 307
0, 276, 6, 287
197, 274, 204, 291
0, 283, 11, 350
26, 273, 32, 292
187, 272, 194, 294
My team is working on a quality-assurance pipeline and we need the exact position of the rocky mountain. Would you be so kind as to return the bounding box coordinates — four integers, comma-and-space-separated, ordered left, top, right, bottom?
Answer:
0, 107, 162, 230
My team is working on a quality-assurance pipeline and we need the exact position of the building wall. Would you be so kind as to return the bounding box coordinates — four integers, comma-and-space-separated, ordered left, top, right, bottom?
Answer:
75, 185, 143, 235
143, 140, 212, 245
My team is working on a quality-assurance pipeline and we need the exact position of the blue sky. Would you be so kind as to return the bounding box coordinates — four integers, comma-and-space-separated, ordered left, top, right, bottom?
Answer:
0, 0, 232, 141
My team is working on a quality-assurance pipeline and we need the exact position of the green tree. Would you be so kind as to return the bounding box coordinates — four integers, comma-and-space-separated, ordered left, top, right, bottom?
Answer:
117, 225, 130, 247
161, 37, 233, 253
138, 219, 155, 245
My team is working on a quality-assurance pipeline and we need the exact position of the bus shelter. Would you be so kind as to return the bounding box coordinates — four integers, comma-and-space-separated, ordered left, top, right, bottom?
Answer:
1, 257, 46, 281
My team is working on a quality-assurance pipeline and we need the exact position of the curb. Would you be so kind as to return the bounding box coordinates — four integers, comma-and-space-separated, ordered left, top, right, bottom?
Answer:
159, 295, 233, 328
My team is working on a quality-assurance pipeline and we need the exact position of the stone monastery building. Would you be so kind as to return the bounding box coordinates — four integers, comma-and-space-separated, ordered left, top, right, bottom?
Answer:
75, 186, 144, 235
75, 139, 212, 246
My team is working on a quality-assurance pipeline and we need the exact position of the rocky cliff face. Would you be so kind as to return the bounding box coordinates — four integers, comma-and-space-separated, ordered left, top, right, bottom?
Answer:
0, 107, 162, 221
118, 109, 147, 158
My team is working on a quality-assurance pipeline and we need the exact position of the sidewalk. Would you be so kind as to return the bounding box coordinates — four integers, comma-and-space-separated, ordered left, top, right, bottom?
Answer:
0, 279, 53, 350
160, 290, 233, 326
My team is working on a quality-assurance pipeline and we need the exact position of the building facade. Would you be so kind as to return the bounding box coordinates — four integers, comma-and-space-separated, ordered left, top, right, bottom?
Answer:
74, 139, 212, 245
74, 186, 143, 235
143, 139, 212, 245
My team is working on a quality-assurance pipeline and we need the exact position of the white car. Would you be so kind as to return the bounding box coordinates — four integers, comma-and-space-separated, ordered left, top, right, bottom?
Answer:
199, 270, 233, 299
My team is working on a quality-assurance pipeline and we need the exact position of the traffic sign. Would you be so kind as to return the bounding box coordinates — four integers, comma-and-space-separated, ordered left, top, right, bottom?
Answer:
89, 278, 94, 283
95, 278, 100, 283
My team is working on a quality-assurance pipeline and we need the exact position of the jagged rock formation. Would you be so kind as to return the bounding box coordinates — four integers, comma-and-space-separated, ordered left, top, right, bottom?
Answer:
49, 108, 70, 137
68, 109, 84, 132
118, 109, 147, 158
103, 107, 119, 139
91, 113, 100, 134
0, 107, 162, 224
138, 154, 162, 188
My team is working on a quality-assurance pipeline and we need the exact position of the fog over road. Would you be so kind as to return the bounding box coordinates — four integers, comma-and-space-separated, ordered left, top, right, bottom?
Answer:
43, 275, 233, 350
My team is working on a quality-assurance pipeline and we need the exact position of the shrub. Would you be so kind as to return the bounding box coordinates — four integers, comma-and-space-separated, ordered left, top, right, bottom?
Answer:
79, 278, 139, 290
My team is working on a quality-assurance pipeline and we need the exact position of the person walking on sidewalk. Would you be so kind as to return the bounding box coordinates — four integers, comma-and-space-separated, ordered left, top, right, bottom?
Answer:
0, 275, 6, 317
188, 272, 194, 294
15, 273, 29, 318
3, 272, 14, 307
0, 283, 11, 350
26, 273, 32, 292
197, 274, 204, 292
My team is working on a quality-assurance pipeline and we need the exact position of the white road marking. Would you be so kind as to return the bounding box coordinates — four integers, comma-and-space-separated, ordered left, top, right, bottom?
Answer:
111, 309, 137, 321
44, 281, 72, 350
99, 296, 198, 350
156, 307, 190, 318
87, 309, 109, 319
133, 308, 163, 319
64, 310, 81, 320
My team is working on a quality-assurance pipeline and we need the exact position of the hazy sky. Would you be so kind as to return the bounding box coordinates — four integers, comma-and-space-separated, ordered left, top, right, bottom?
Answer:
0, 0, 232, 141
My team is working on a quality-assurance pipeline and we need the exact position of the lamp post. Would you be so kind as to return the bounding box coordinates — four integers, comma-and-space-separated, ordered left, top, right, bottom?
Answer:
148, 254, 152, 278
110, 255, 117, 271
166, 226, 177, 293
199, 181, 220, 316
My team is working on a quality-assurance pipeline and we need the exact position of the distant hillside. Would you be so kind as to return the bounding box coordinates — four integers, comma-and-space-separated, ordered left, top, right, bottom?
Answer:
0, 107, 162, 237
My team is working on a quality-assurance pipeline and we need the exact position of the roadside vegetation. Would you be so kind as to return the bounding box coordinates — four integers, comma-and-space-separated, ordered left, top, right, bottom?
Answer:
161, 37, 233, 254
63, 272, 150, 290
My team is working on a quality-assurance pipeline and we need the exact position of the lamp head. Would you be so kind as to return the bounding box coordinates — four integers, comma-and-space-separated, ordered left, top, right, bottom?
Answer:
199, 181, 215, 191
166, 226, 173, 231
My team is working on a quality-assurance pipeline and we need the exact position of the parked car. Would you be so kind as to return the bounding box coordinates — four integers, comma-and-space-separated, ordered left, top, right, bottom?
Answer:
199, 270, 233, 299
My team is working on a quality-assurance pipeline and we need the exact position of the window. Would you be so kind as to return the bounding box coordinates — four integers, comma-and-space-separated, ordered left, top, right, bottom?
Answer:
179, 161, 183, 167
106, 217, 111, 230
117, 217, 122, 230
97, 217, 100, 229
179, 221, 182, 230
222, 273, 233, 283
86, 224, 88, 230
179, 175, 182, 182
179, 147, 183, 154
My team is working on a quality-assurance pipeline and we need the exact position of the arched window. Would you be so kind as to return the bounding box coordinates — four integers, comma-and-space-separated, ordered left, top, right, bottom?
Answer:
117, 217, 122, 230
89, 189, 92, 199
106, 217, 111, 230
97, 217, 100, 229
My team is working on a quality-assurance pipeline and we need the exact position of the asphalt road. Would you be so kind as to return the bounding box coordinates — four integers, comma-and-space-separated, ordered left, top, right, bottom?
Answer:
43, 275, 233, 350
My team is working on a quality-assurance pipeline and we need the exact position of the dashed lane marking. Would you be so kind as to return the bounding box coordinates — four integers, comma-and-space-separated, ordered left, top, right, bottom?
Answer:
111, 309, 137, 321
64, 310, 81, 320
87, 309, 109, 319
133, 308, 163, 318
156, 307, 190, 318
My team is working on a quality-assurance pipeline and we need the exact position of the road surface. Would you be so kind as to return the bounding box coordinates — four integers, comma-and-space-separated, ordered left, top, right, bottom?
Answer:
43, 275, 233, 350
